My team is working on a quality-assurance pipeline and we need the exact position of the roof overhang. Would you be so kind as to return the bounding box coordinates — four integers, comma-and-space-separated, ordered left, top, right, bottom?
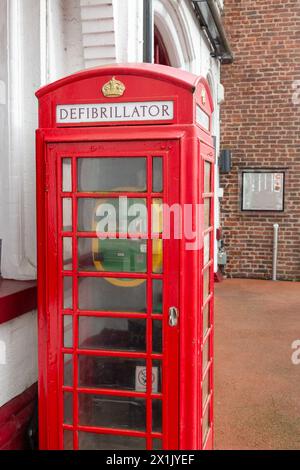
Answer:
191, 0, 234, 64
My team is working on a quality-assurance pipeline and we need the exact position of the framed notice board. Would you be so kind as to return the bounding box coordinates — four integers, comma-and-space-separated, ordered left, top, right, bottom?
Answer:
241, 171, 285, 212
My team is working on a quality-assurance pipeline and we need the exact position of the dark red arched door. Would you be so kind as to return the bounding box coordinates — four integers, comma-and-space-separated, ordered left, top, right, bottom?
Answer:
154, 27, 171, 66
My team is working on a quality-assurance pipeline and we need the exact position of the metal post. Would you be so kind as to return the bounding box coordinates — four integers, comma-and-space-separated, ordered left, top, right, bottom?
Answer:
272, 224, 279, 281
143, 0, 153, 63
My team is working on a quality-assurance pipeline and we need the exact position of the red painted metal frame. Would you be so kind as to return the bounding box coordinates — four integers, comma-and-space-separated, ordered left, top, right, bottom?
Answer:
36, 64, 214, 451
42, 139, 180, 450
199, 139, 215, 451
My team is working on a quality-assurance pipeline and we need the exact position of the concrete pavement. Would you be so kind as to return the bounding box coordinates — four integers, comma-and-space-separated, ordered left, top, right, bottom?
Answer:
214, 279, 300, 450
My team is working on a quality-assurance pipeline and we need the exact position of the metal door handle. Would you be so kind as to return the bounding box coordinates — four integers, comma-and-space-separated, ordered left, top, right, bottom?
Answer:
169, 307, 179, 327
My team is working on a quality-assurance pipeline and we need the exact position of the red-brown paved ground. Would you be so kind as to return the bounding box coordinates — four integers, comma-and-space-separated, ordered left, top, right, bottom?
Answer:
214, 279, 300, 450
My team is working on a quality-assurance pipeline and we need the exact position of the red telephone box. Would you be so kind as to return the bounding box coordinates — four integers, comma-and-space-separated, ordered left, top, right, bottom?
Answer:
36, 64, 215, 451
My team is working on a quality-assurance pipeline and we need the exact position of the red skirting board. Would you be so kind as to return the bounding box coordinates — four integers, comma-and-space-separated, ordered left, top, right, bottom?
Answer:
0, 383, 37, 450
0, 279, 37, 325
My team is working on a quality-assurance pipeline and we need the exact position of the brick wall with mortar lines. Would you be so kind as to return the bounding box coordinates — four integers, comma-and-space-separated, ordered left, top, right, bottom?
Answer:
220, 0, 300, 281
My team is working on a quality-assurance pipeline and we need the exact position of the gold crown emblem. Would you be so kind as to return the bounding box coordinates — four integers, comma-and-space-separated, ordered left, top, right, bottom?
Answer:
102, 76, 126, 98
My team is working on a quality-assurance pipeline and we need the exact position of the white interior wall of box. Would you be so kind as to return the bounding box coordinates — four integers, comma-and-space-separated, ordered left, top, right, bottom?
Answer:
0, 0, 223, 406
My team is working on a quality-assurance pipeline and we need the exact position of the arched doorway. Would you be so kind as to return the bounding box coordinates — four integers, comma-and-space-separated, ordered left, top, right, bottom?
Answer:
154, 26, 171, 66
153, 0, 195, 70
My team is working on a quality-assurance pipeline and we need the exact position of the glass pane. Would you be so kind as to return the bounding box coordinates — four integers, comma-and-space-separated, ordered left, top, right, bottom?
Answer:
204, 233, 210, 266
79, 317, 146, 352
152, 400, 162, 433
78, 394, 146, 431
153, 320, 162, 354
202, 371, 210, 408
64, 392, 73, 425
63, 238, 73, 271
153, 158, 163, 193
64, 354, 73, 387
203, 268, 210, 302
152, 198, 163, 236
204, 199, 211, 230
203, 339, 210, 374
152, 439, 163, 450
62, 158, 72, 192
78, 198, 147, 234
203, 303, 210, 337
204, 162, 211, 194
153, 360, 162, 394
64, 277, 73, 310
202, 402, 211, 446
64, 316, 73, 348
63, 198, 73, 232
78, 238, 147, 273
153, 239, 163, 274
78, 277, 147, 313
79, 432, 146, 450
196, 105, 210, 131
242, 172, 284, 211
64, 431, 73, 450
77, 158, 147, 193
78, 356, 146, 391
153, 280, 163, 314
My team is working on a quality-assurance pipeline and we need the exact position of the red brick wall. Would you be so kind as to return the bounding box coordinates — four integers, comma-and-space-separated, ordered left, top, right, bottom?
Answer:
220, 0, 300, 280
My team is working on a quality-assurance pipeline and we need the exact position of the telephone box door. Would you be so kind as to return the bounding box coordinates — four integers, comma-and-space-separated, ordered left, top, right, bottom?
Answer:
43, 139, 180, 450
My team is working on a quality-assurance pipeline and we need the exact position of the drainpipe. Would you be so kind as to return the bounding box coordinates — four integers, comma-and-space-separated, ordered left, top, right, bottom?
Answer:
192, 0, 234, 64
143, 0, 154, 63
273, 224, 279, 281
206, 0, 233, 64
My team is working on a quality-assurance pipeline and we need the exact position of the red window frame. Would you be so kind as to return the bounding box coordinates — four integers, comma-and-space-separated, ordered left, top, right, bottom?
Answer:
200, 141, 215, 450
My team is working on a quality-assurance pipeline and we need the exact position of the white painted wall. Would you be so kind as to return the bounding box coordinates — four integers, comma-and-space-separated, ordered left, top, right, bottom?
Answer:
47, 0, 68, 81
0, 311, 38, 407
80, 0, 116, 68
0, 0, 8, 247
113, 0, 144, 63
63, 0, 84, 74
0, 0, 40, 280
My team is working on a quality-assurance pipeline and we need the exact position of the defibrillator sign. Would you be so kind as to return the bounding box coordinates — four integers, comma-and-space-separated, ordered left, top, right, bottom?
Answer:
56, 100, 174, 124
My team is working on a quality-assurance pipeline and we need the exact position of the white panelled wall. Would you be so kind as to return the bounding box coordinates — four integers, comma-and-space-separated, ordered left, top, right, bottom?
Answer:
0, 0, 223, 406
81, 0, 116, 67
